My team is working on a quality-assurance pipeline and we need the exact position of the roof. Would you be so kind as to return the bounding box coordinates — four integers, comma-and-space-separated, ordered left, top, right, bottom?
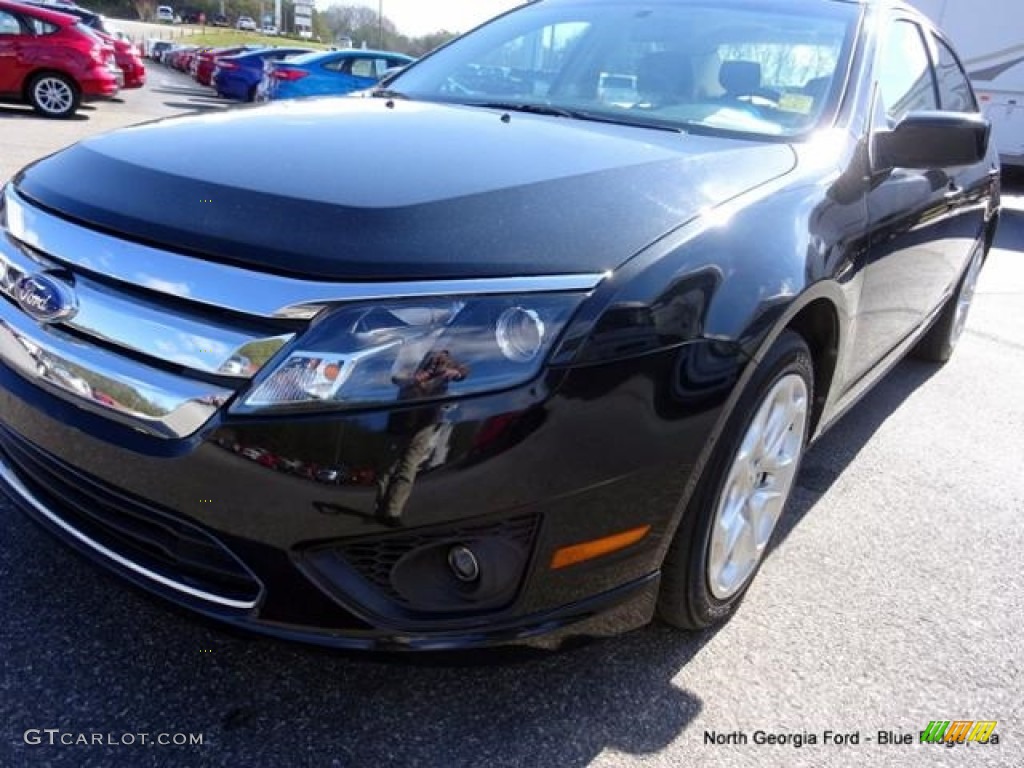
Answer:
0, 0, 78, 23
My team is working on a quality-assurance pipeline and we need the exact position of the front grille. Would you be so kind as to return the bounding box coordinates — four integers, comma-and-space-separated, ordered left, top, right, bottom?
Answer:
336, 514, 539, 608
0, 425, 262, 606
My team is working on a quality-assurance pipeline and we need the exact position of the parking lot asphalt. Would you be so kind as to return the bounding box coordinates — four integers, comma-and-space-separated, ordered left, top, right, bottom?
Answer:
1, 68, 1022, 768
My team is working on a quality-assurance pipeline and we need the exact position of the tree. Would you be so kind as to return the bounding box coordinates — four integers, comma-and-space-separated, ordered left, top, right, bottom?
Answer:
320, 4, 395, 47
133, 0, 156, 22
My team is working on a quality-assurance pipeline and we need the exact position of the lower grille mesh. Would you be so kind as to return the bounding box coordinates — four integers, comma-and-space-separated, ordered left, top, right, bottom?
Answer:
0, 425, 261, 605
336, 515, 539, 607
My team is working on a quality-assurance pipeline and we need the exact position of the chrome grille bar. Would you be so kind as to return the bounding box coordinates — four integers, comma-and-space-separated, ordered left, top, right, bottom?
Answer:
0, 298, 231, 438
0, 230, 293, 379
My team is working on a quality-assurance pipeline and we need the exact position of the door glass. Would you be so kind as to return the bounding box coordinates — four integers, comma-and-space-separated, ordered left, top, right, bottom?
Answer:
0, 11, 21, 35
349, 58, 387, 78
28, 18, 58, 35
931, 35, 977, 113
877, 20, 937, 123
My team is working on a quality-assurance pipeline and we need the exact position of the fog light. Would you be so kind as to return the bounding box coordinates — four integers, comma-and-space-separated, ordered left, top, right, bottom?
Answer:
447, 544, 480, 582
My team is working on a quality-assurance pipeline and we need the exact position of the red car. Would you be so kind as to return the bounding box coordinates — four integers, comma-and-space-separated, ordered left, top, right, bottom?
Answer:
19, 1, 144, 88
193, 46, 251, 86
98, 31, 144, 89
0, 0, 118, 117
171, 45, 200, 73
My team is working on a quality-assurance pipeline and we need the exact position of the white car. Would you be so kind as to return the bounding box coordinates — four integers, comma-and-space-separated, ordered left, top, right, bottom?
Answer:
236, 16, 256, 31
261, 24, 278, 36
155, 5, 173, 23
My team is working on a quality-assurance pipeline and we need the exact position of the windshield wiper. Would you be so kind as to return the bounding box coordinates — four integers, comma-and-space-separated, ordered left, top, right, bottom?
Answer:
471, 101, 579, 118
372, 88, 410, 100
469, 101, 682, 132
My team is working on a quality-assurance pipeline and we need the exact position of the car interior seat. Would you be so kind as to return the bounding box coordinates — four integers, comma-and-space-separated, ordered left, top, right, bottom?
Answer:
636, 50, 695, 107
718, 60, 780, 103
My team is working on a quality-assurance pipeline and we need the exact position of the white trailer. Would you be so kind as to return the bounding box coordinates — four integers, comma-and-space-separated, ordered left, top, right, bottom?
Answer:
910, 0, 1024, 167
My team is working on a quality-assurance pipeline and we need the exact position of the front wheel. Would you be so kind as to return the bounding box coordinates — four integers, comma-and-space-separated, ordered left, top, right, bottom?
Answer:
658, 331, 813, 630
28, 73, 80, 119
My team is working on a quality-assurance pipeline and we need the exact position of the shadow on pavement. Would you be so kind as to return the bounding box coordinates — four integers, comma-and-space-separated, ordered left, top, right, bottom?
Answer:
161, 101, 227, 112
0, 105, 88, 121
150, 85, 221, 99
1, 527, 707, 766
775, 357, 940, 550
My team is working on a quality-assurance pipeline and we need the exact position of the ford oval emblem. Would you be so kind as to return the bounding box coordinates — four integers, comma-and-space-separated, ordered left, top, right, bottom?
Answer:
14, 274, 77, 323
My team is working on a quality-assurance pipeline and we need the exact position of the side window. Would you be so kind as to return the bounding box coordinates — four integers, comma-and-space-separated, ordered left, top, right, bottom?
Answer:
931, 35, 977, 112
321, 57, 345, 72
349, 58, 384, 78
29, 18, 58, 35
877, 20, 937, 123
0, 10, 22, 35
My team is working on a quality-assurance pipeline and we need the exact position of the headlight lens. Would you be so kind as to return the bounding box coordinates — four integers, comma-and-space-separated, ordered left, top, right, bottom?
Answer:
232, 293, 584, 413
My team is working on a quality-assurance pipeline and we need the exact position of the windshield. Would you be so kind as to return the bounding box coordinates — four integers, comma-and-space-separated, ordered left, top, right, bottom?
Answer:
389, 0, 859, 138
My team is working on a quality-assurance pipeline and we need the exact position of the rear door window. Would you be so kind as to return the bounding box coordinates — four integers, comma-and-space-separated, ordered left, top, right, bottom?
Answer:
348, 58, 389, 78
29, 18, 59, 35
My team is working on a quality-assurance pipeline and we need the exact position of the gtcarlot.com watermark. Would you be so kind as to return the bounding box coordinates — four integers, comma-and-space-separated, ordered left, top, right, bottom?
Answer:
24, 729, 203, 747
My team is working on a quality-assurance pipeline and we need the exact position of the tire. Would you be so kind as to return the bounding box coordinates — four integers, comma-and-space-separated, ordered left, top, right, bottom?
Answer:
28, 73, 80, 119
658, 330, 813, 630
247, 84, 257, 102
912, 245, 984, 363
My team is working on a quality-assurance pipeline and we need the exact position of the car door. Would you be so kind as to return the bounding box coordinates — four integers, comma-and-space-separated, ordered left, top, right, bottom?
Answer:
925, 29, 997, 290
849, 14, 988, 381
0, 8, 28, 94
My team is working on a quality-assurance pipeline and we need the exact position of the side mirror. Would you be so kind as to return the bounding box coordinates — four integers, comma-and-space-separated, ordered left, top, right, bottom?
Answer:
872, 111, 990, 171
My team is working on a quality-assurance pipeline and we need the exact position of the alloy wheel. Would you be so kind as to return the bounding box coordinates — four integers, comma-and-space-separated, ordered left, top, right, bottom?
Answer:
707, 372, 808, 600
33, 77, 74, 117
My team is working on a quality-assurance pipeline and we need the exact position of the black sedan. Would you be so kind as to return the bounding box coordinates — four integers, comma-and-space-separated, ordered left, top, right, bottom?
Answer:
0, 0, 999, 650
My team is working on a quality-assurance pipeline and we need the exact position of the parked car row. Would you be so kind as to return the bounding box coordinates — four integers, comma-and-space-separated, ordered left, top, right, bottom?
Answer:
0, 0, 144, 118
253, 49, 413, 102
149, 37, 413, 104
213, 46, 315, 101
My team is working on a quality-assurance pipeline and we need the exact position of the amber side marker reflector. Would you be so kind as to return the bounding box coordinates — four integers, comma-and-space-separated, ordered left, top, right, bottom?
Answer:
550, 525, 651, 570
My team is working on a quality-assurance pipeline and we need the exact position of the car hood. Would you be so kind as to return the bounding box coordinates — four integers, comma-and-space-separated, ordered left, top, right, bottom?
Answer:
14, 98, 796, 280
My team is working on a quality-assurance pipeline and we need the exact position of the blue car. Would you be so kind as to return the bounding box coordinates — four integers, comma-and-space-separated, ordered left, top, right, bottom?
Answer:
259, 49, 413, 102
213, 47, 314, 102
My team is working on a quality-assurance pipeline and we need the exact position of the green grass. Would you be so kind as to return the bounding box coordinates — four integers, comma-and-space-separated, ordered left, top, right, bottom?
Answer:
152, 26, 327, 51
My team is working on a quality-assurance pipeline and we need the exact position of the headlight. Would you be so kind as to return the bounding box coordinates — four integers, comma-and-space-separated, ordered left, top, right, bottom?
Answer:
231, 293, 584, 413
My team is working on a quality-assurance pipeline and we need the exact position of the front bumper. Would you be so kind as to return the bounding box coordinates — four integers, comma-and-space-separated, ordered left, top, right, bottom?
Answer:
0, 342, 724, 649
0, 413, 660, 650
